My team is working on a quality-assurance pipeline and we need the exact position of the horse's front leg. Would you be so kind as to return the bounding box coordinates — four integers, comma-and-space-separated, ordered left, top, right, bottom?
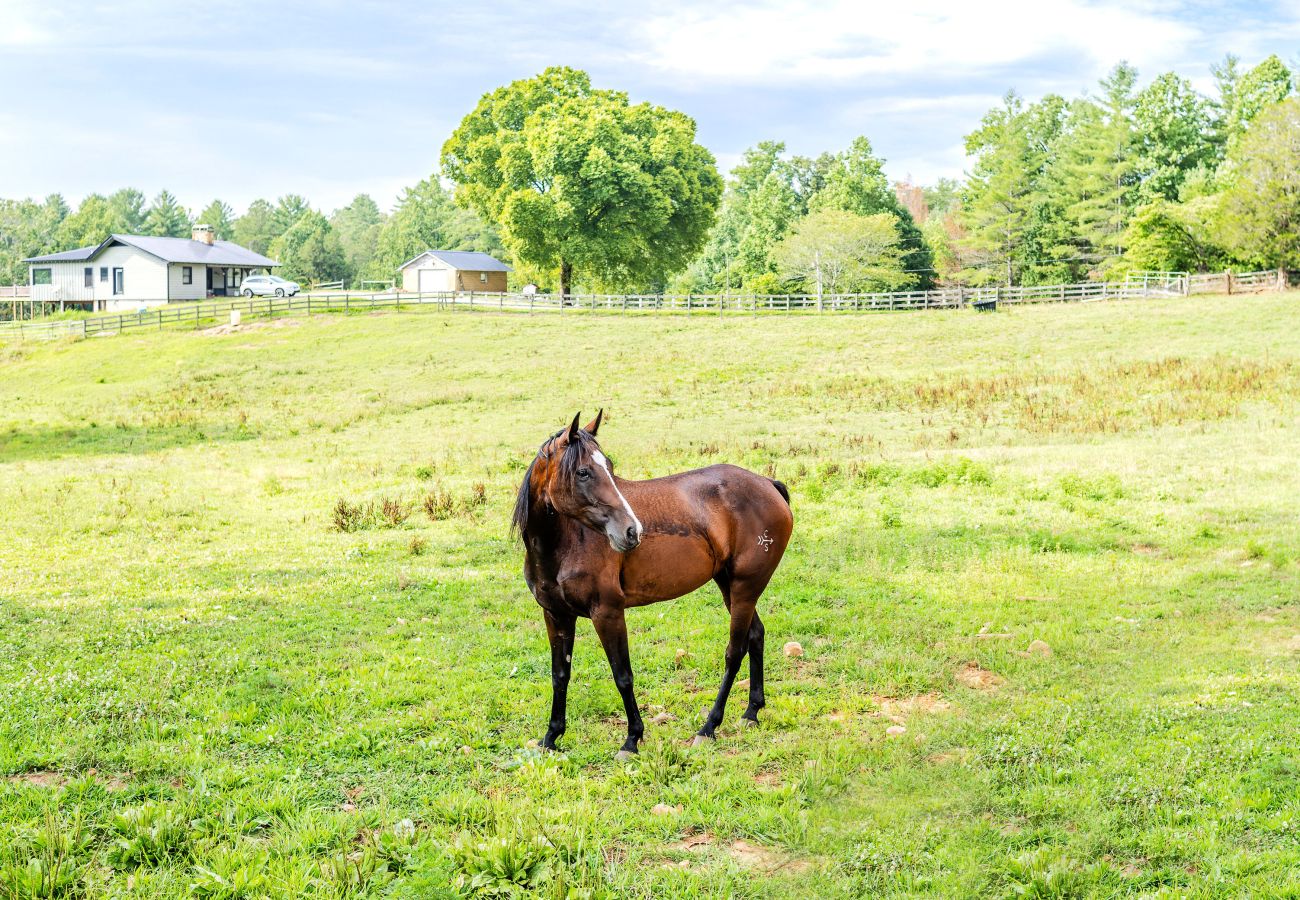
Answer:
591, 602, 644, 759
541, 610, 576, 750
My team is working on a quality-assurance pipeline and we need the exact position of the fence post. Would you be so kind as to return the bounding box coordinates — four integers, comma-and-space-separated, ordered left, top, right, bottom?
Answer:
1226, 270, 1233, 295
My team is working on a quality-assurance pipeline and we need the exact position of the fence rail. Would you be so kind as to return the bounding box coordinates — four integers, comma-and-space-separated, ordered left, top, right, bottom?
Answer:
0, 270, 1288, 342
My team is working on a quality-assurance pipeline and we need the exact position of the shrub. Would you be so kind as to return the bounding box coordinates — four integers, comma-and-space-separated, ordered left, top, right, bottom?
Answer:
381, 497, 413, 527
468, 483, 487, 508
332, 498, 365, 533
423, 489, 455, 521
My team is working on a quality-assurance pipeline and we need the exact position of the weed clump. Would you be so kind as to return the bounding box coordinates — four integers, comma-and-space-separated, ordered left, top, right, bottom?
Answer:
332, 495, 416, 531
423, 488, 456, 521
333, 498, 365, 532
422, 483, 487, 521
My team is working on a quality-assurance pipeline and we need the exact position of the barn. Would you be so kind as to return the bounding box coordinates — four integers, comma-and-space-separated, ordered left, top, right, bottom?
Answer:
398, 250, 512, 294
24, 226, 279, 311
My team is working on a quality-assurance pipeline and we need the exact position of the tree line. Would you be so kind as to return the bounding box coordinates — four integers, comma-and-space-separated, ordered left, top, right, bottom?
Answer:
948, 54, 1298, 284
0, 182, 502, 287
4, 56, 1299, 294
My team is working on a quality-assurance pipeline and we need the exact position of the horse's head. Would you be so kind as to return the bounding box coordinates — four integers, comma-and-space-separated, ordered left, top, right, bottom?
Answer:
514, 410, 643, 552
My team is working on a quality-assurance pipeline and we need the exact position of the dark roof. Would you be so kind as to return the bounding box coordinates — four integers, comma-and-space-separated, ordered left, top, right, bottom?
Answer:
25, 244, 99, 262
25, 234, 279, 267
398, 249, 512, 272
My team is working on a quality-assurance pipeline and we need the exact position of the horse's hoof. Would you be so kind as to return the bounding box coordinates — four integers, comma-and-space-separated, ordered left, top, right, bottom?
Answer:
690, 734, 714, 748
736, 716, 757, 728
614, 749, 637, 761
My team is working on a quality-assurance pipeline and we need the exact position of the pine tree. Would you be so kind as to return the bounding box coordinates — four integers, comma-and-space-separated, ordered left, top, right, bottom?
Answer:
142, 190, 191, 238
197, 200, 235, 240
959, 93, 1043, 284
1042, 65, 1138, 278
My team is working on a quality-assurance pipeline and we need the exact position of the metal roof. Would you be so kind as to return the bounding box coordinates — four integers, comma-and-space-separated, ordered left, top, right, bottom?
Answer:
398, 249, 512, 272
25, 234, 279, 267
25, 244, 99, 262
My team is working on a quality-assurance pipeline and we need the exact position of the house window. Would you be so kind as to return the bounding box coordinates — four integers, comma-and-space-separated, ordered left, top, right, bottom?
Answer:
84, 267, 93, 288
32, 268, 51, 285
182, 266, 192, 285
232, 269, 243, 288
479, 272, 488, 284
112, 268, 124, 295
100, 267, 108, 282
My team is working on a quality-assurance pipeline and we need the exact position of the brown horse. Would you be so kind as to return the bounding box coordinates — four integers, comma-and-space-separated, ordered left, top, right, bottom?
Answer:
512, 411, 793, 758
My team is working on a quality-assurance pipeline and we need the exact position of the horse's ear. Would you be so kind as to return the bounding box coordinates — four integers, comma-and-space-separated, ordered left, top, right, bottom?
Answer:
567, 411, 582, 442
585, 408, 603, 437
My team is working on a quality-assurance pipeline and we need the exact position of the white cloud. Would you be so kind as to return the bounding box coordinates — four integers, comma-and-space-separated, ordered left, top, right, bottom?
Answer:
0, 0, 56, 47
634, 0, 1201, 85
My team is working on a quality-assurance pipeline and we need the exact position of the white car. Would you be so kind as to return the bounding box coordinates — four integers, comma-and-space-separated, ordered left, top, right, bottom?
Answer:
242, 274, 300, 298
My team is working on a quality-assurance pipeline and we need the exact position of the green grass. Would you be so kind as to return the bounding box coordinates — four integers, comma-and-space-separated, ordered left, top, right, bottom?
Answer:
1, 294, 1298, 898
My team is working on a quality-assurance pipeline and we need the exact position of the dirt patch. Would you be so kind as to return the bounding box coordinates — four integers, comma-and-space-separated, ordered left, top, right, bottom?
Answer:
201, 317, 304, 337
753, 770, 783, 788
6, 771, 66, 788
672, 832, 715, 853
872, 693, 953, 718
956, 662, 1005, 691
1131, 543, 1162, 556
928, 749, 972, 765
727, 839, 811, 873
671, 832, 810, 874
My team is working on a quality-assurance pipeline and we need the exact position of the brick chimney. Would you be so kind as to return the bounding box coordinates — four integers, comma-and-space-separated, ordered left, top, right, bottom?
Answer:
192, 224, 215, 245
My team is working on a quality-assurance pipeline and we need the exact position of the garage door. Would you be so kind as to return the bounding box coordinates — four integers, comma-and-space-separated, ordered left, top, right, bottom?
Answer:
418, 268, 441, 292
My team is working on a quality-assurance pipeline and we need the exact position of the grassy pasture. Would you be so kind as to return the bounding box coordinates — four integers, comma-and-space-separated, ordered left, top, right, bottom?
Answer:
1, 294, 1299, 898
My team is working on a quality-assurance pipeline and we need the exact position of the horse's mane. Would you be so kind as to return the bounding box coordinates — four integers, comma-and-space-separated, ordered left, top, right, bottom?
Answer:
513, 428, 600, 538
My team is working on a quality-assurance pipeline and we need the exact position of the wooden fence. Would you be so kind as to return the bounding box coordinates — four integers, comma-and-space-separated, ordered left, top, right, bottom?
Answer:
0, 270, 1288, 343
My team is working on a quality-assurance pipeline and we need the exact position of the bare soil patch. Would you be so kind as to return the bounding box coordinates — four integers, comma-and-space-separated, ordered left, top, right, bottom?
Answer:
956, 662, 1005, 691
6, 771, 66, 788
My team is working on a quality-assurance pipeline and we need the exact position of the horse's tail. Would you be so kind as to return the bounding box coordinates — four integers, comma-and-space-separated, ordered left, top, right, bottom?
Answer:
770, 479, 791, 507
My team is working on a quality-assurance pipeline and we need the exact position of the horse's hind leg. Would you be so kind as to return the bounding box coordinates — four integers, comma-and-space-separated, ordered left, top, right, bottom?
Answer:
695, 590, 758, 743
741, 611, 766, 724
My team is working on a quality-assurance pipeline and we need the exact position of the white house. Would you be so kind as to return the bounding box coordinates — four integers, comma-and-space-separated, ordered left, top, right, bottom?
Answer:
398, 250, 512, 294
24, 226, 279, 311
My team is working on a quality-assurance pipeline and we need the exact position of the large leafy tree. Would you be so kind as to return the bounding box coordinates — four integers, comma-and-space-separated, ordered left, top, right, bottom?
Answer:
688, 141, 799, 291
58, 194, 139, 247
197, 200, 235, 240
107, 189, 147, 233
142, 190, 190, 237
330, 194, 385, 278
774, 209, 912, 295
1218, 97, 1300, 270
442, 67, 723, 294
232, 200, 277, 256
0, 197, 66, 284
810, 136, 933, 287
269, 210, 347, 284
1229, 55, 1294, 144
1123, 198, 1225, 272
1132, 73, 1213, 202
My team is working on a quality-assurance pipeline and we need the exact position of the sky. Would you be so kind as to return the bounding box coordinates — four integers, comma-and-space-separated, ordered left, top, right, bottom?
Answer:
3, 0, 1299, 216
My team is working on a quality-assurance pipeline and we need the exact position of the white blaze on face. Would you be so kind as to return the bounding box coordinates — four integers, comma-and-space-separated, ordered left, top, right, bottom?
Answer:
592, 450, 643, 537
